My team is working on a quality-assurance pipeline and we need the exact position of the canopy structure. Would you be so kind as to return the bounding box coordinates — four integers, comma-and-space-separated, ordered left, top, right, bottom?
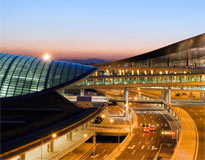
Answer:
0, 53, 97, 98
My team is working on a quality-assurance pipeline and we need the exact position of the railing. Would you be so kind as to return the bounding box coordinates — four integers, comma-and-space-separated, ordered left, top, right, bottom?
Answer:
77, 73, 205, 86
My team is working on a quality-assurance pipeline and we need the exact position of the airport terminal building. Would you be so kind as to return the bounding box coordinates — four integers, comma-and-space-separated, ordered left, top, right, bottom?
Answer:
0, 54, 102, 159
0, 34, 204, 159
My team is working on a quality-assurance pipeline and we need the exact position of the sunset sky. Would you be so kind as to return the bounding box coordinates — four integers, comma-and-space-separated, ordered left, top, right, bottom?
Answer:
0, 0, 205, 60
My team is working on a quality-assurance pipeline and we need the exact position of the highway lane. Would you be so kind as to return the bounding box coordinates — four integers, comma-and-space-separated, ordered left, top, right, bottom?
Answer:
180, 105, 205, 160
83, 142, 118, 160
116, 104, 177, 160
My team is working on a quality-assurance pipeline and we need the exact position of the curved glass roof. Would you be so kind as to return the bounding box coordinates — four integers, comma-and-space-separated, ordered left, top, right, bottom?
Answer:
0, 53, 97, 98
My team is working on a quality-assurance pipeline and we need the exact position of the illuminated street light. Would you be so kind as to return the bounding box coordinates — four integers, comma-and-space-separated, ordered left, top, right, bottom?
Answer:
52, 133, 57, 139
137, 88, 140, 91
101, 114, 105, 118
43, 54, 51, 61
110, 119, 114, 123
83, 133, 88, 138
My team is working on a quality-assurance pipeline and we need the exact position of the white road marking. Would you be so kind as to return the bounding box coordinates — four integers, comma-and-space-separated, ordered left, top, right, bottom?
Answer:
138, 141, 141, 145
200, 117, 203, 121
141, 155, 145, 160
151, 146, 158, 150
147, 145, 151, 150
102, 149, 106, 154
151, 137, 153, 141
141, 145, 145, 150
128, 145, 135, 149
195, 113, 198, 116
103, 154, 108, 159
131, 149, 136, 155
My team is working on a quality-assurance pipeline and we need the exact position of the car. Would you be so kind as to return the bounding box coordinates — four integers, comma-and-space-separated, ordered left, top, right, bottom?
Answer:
150, 125, 156, 131
142, 127, 150, 132
142, 124, 150, 132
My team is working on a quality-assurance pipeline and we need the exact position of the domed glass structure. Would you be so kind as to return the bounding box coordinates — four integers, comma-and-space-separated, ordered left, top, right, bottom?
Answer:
0, 53, 97, 98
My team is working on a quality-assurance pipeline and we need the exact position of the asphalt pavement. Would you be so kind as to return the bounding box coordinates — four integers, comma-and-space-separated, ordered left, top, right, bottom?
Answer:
116, 104, 177, 160
180, 105, 205, 160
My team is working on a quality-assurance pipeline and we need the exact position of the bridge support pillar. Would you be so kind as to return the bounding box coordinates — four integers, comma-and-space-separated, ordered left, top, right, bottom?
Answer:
47, 140, 54, 152
124, 88, 129, 120
19, 154, 25, 160
82, 124, 85, 130
161, 89, 171, 104
80, 88, 85, 96
70, 132, 73, 141
93, 133, 96, 155
200, 92, 204, 101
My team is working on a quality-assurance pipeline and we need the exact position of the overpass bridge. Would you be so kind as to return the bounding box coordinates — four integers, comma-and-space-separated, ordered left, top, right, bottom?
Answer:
75, 73, 205, 89
88, 124, 130, 136
108, 98, 163, 104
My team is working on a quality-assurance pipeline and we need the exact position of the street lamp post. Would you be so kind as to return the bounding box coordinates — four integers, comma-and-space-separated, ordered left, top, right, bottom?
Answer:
92, 120, 96, 157
41, 138, 43, 160
118, 129, 120, 150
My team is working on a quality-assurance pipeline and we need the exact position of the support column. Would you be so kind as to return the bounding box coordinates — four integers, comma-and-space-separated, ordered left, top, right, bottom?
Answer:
70, 132, 72, 141
124, 88, 129, 120
50, 140, 54, 152
47, 141, 54, 152
200, 92, 203, 101
162, 89, 171, 104
80, 88, 85, 96
190, 92, 193, 98
93, 133, 96, 155
19, 154, 25, 160
66, 134, 69, 141
167, 88, 171, 104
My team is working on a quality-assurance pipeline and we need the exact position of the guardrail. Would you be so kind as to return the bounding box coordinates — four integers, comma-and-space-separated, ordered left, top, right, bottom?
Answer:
50, 131, 95, 160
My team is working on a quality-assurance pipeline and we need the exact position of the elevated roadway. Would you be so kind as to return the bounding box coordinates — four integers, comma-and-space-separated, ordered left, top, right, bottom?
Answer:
175, 105, 205, 160
108, 98, 163, 104
76, 73, 205, 89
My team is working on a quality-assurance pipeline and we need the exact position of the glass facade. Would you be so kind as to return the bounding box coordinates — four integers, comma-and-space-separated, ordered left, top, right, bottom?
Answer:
0, 53, 97, 98
98, 34, 205, 68
78, 74, 205, 86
